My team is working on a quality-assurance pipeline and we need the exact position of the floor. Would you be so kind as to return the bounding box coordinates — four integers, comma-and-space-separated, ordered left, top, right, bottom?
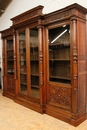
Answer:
0, 89, 87, 130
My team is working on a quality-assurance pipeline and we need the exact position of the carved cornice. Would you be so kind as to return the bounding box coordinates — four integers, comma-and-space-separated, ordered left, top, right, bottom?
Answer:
44, 10, 73, 24
11, 5, 44, 25
1, 28, 12, 38
43, 4, 87, 25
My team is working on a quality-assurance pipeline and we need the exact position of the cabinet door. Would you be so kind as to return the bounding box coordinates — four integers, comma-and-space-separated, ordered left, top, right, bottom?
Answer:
6, 38, 14, 75
5, 37, 15, 92
29, 28, 40, 98
47, 24, 71, 109
18, 28, 40, 99
18, 30, 27, 95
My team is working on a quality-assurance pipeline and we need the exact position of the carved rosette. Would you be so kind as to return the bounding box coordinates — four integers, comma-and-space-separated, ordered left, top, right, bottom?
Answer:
49, 85, 71, 107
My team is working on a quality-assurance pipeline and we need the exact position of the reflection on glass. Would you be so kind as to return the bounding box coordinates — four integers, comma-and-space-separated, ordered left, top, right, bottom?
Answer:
19, 30, 27, 95
48, 25, 71, 84
6, 39, 14, 75
30, 28, 40, 98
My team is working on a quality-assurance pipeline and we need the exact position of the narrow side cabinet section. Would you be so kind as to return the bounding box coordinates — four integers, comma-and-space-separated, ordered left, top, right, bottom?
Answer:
1, 3, 87, 126
1, 28, 16, 99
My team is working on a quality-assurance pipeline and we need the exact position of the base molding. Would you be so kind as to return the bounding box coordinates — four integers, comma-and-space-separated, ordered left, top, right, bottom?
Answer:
70, 114, 87, 126
3, 91, 15, 100
45, 105, 87, 126
2, 93, 87, 126
14, 96, 45, 114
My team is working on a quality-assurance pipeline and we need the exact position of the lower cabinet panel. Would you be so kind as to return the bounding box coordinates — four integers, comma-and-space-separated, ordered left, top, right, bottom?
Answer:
3, 76, 15, 99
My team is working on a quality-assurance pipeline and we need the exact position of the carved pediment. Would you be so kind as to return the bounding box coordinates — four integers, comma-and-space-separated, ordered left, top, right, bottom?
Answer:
11, 5, 44, 25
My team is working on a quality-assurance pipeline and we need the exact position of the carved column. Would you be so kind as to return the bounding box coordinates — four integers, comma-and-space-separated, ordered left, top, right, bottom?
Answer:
1, 35, 6, 92
12, 29, 17, 80
2, 50, 5, 77
71, 18, 78, 115
38, 19, 44, 107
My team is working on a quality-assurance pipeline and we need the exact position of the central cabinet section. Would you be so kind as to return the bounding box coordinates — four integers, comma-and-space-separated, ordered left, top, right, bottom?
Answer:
18, 28, 40, 98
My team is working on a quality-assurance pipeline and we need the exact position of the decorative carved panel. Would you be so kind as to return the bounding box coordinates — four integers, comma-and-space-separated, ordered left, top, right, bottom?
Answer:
44, 10, 72, 24
49, 85, 71, 107
7, 77, 15, 90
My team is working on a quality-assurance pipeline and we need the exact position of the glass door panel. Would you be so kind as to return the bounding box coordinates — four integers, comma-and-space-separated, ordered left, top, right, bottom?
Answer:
19, 30, 27, 95
48, 24, 71, 84
6, 39, 14, 75
30, 28, 40, 98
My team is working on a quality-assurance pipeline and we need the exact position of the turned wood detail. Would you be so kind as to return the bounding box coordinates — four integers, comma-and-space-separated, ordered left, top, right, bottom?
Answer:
71, 19, 78, 113
71, 19, 78, 82
49, 85, 71, 107
38, 26, 44, 86
2, 54, 5, 76
13, 31, 17, 80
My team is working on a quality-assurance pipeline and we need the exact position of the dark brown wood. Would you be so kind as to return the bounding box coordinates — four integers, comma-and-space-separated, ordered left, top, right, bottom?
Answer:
1, 3, 87, 126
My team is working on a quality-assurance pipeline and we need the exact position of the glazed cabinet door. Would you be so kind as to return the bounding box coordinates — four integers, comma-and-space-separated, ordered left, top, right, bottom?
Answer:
3, 36, 15, 98
29, 28, 40, 98
17, 28, 40, 99
18, 29, 27, 95
46, 24, 72, 110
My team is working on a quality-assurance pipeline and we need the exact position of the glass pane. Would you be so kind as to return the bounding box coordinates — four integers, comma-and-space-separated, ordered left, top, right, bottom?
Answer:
19, 30, 27, 95
30, 28, 39, 98
48, 24, 71, 84
6, 39, 14, 75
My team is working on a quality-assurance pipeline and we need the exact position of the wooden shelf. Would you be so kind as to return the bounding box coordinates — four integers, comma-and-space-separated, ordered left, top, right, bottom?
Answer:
20, 72, 27, 74
20, 82, 27, 85
30, 59, 39, 61
30, 46, 38, 49
50, 76, 71, 80
7, 59, 14, 61
7, 67, 14, 69
49, 76, 71, 80
49, 59, 70, 61
49, 42, 70, 47
31, 85, 39, 88
31, 73, 39, 76
20, 59, 26, 61
19, 47, 26, 50
7, 49, 13, 51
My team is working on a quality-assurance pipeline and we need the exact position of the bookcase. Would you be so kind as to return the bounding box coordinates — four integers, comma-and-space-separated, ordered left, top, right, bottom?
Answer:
1, 3, 87, 126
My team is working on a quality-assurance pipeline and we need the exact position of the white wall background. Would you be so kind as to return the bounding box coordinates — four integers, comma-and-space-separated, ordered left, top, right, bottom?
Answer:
0, 0, 87, 87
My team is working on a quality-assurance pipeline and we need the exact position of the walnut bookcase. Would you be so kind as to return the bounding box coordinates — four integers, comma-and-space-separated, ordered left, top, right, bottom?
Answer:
1, 3, 87, 126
